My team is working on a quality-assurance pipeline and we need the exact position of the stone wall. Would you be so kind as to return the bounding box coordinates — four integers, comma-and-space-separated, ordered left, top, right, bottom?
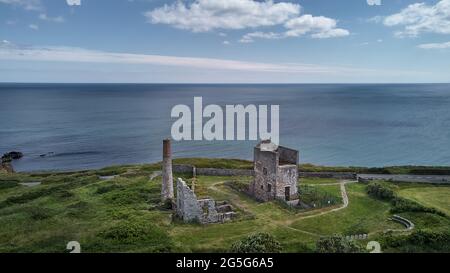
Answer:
176, 178, 202, 222
173, 164, 252, 177
176, 178, 236, 224
300, 172, 356, 180
197, 168, 253, 177
173, 164, 196, 176
173, 166, 357, 180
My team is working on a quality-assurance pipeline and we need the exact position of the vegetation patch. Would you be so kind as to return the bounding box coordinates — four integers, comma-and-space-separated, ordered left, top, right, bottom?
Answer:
230, 233, 282, 253
315, 235, 364, 253
298, 185, 341, 209
24, 206, 56, 221
0, 181, 19, 190
96, 219, 174, 252
366, 182, 446, 216
380, 230, 450, 253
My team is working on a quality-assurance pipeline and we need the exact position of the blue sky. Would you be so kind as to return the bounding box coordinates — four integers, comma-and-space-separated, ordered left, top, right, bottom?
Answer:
0, 0, 449, 83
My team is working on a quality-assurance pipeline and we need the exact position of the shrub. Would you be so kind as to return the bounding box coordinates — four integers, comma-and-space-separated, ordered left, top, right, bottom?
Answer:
381, 230, 450, 252
98, 220, 173, 252
230, 233, 282, 253
0, 181, 18, 190
316, 235, 364, 253
366, 183, 445, 216
366, 183, 395, 200
390, 197, 445, 216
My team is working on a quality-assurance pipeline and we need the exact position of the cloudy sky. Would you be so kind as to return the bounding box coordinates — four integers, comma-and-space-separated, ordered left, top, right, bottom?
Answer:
1, 0, 449, 83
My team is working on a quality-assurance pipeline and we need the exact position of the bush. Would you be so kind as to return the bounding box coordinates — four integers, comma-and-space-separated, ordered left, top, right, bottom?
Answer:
316, 235, 364, 253
381, 230, 450, 252
390, 197, 445, 216
98, 220, 173, 252
230, 233, 282, 253
366, 183, 395, 200
0, 181, 18, 190
366, 183, 445, 216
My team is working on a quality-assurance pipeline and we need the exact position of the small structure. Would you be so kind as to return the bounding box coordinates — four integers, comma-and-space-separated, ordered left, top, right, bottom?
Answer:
161, 139, 174, 202
176, 178, 235, 224
249, 140, 299, 205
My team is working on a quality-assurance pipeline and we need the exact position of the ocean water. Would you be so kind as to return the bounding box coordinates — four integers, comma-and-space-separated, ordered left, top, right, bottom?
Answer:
1, 83, 450, 172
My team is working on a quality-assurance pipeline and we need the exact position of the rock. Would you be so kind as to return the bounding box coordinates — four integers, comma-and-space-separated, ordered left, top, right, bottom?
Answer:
0, 162, 14, 174
2, 151, 23, 163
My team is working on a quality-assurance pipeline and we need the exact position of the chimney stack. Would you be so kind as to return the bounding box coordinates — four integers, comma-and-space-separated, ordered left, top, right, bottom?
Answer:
161, 139, 174, 202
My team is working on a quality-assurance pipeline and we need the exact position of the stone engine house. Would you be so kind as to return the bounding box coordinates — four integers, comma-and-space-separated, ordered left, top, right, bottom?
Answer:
250, 141, 299, 204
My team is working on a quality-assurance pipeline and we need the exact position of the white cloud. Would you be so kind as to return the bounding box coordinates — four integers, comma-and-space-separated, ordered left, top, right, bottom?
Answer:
239, 31, 283, 43
239, 15, 349, 43
285, 15, 349, 38
222, 40, 230, 45
39, 14, 65, 23
28, 24, 39, 30
418, 41, 450, 49
146, 0, 301, 32
147, 0, 349, 43
383, 0, 450, 37
0, 41, 376, 76
0, 0, 42, 11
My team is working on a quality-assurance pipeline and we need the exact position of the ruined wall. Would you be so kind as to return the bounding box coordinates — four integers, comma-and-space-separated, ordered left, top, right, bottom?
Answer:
176, 178, 235, 224
173, 164, 196, 176
176, 178, 202, 222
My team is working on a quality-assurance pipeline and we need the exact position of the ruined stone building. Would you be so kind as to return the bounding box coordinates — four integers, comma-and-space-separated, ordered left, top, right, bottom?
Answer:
176, 178, 235, 224
161, 139, 174, 202
250, 140, 299, 205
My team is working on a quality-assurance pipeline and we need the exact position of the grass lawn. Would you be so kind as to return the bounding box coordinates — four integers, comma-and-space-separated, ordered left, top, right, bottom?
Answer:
397, 186, 450, 216
0, 158, 449, 253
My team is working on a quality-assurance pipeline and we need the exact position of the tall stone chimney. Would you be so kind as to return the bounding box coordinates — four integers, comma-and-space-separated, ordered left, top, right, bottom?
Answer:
161, 139, 174, 202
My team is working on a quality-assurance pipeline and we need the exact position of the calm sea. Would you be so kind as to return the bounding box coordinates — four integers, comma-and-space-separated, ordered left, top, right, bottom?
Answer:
1, 83, 450, 172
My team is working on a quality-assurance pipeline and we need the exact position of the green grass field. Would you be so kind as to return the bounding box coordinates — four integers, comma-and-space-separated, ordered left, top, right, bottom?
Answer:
0, 159, 449, 253
398, 186, 450, 216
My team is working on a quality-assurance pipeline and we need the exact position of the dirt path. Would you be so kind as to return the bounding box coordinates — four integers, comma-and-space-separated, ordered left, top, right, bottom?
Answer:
208, 179, 357, 237
290, 180, 355, 221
